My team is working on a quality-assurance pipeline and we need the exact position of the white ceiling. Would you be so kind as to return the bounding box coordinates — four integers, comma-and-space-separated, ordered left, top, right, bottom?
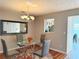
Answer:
0, 0, 79, 15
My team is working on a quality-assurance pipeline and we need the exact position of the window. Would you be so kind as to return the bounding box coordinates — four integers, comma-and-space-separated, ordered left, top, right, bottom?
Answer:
44, 18, 55, 32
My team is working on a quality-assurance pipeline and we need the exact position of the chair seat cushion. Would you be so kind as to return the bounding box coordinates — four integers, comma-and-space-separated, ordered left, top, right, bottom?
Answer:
33, 50, 43, 57
8, 50, 19, 56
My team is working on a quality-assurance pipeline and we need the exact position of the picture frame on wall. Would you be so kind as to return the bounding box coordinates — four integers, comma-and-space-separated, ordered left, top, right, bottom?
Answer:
44, 18, 55, 32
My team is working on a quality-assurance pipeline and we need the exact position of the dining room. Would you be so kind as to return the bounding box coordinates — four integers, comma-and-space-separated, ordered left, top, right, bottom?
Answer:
1, 0, 79, 59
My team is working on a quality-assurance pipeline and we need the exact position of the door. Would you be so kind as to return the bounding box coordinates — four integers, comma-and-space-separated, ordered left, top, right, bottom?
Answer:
67, 15, 79, 59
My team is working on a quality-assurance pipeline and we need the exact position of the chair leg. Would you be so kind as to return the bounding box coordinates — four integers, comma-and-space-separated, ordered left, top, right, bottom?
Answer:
39, 57, 41, 59
4, 56, 9, 59
33, 54, 36, 59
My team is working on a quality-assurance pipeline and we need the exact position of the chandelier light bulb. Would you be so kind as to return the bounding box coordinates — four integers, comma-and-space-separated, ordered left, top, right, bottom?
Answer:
21, 15, 28, 19
30, 16, 35, 20
21, 15, 35, 21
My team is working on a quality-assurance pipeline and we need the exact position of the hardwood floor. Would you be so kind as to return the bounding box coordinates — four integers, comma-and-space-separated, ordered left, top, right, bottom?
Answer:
36, 44, 65, 59
0, 51, 65, 59
50, 50, 65, 59
0, 45, 65, 59
0, 53, 4, 59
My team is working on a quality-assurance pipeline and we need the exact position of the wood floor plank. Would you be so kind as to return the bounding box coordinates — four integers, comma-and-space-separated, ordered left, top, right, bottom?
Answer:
0, 45, 65, 59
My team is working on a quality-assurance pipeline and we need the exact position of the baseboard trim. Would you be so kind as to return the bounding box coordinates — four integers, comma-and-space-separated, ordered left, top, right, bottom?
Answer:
50, 48, 66, 54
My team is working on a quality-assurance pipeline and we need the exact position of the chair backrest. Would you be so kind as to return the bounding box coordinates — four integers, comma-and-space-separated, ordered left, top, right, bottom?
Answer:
1, 39, 8, 57
16, 34, 23, 42
42, 39, 51, 57
40, 34, 45, 43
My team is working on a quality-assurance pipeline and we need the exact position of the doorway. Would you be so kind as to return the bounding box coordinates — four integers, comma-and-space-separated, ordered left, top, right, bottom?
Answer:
67, 15, 79, 59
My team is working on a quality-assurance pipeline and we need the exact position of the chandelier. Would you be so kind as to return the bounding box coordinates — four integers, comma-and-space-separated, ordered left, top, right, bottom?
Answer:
21, 11, 35, 21
21, 1, 35, 21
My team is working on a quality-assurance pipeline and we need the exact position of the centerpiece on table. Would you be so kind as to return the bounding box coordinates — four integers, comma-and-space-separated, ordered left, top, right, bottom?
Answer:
27, 36, 33, 44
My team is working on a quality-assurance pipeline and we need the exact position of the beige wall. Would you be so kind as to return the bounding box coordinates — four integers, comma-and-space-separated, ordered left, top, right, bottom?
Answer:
0, 9, 35, 51
34, 8, 79, 53
1, 8, 79, 53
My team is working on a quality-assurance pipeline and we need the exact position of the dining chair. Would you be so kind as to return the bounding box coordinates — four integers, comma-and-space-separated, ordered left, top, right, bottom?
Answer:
1, 39, 19, 59
40, 34, 46, 43
16, 34, 24, 46
33, 39, 51, 59
34, 34, 46, 52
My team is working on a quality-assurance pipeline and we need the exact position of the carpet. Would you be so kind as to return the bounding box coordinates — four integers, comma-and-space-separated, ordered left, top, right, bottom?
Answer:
16, 54, 53, 59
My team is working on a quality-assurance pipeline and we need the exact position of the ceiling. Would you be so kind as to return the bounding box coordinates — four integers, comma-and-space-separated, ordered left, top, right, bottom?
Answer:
0, 0, 79, 15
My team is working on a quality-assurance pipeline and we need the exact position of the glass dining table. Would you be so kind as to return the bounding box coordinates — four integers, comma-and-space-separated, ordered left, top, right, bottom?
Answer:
15, 42, 37, 59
